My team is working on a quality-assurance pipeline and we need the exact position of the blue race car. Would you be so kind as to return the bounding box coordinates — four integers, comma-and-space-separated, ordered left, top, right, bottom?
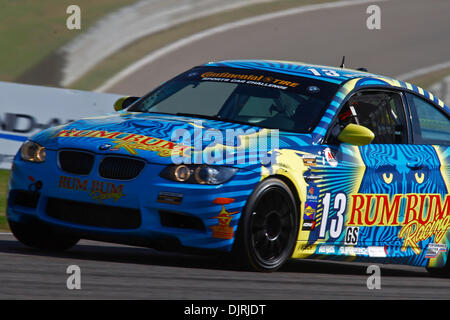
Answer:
7, 60, 450, 273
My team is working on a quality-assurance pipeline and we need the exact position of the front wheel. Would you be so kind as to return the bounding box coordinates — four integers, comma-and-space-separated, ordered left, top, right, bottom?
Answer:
9, 220, 79, 251
232, 178, 299, 272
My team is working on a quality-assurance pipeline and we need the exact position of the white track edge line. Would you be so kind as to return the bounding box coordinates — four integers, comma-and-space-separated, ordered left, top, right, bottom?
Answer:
95, 0, 389, 93
396, 61, 450, 81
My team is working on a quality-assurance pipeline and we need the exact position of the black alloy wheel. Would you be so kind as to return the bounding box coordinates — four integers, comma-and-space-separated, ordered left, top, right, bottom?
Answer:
233, 178, 299, 272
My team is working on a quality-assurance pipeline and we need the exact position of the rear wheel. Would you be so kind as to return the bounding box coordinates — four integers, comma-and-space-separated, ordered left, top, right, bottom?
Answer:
232, 178, 299, 272
9, 220, 79, 251
426, 255, 450, 278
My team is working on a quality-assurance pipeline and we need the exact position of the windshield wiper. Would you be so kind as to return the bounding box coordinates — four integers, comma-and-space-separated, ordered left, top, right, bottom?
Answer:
175, 113, 225, 121
175, 113, 259, 128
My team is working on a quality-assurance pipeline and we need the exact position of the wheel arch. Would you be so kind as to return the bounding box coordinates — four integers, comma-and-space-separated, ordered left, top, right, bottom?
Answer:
257, 173, 307, 252
268, 174, 302, 209
232, 173, 302, 271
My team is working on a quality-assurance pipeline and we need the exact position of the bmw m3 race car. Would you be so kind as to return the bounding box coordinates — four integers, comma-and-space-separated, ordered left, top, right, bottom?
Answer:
7, 60, 450, 273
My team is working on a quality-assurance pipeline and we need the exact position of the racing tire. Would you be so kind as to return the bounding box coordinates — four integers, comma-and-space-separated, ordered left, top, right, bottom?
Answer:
232, 178, 299, 272
9, 220, 79, 251
426, 256, 450, 278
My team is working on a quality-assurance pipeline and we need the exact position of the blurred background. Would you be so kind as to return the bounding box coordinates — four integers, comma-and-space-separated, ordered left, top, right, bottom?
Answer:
1, 0, 450, 230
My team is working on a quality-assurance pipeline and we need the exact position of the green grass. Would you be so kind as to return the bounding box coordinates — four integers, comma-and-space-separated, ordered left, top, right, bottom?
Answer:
0, 170, 10, 231
0, 0, 137, 81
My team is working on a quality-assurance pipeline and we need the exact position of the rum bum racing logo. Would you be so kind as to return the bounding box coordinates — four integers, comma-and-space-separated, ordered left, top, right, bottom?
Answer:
348, 193, 450, 254
58, 175, 125, 203
55, 129, 189, 157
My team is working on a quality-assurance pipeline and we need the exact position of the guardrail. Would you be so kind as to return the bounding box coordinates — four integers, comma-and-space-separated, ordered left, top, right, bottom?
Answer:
0, 81, 121, 169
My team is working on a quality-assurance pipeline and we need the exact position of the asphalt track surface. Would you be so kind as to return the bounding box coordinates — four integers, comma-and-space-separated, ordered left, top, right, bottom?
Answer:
2, 0, 450, 300
1, 234, 449, 300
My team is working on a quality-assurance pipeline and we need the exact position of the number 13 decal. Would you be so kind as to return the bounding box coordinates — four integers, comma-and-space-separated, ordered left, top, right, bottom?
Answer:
307, 68, 341, 77
319, 192, 347, 239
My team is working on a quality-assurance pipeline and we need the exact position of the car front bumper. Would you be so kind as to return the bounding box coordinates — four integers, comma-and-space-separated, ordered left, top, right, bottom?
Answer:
7, 150, 261, 252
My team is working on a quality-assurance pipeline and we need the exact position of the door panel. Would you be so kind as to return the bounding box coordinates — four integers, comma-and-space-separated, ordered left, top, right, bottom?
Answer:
298, 89, 449, 266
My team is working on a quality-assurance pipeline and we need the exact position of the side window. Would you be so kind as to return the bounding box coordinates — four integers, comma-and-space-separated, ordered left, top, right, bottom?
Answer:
406, 93, 450, 146
333, 90, 408, 144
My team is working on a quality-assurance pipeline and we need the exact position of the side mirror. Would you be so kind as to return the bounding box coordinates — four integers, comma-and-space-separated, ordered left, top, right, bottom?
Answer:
113, 96, 140, 111
337, 123, 374, 146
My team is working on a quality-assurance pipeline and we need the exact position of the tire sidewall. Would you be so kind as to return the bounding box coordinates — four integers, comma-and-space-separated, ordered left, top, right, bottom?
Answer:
8, 220, 79, 251
234, 177, 299, 272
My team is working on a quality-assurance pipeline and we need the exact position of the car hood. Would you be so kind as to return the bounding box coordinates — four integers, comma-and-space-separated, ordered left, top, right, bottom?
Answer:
31, 112, 293, 166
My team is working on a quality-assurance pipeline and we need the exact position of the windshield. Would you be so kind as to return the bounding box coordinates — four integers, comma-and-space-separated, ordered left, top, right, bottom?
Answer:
128, 67, 339, 133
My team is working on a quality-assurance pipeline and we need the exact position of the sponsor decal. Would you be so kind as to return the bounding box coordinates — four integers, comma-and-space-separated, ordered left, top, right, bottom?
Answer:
302, 220, 316, 231
368, 246, 387, 258
338, 246, 370, 256
336, 246, 386, 257
200, 72, 299, 90
58, 175, 125, 203
210, 198, 239, 240
348, 193, 450, 254
55, 129, 189, 157
304, 205, 316, 218
318, 245, 335, 254
302, 183, 319, 231
302, 156, 317, 166
27, 175, 43, 193
425, 243, 448, 259
302, 205, 316, 231
324, 148, 338, 167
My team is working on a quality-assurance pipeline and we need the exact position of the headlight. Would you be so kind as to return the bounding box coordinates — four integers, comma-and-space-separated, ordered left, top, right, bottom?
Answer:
20, 141, 46, 163
160, 165, 238, 185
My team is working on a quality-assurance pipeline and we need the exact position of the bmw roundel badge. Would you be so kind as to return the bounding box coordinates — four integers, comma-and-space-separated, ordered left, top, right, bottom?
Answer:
98, 143, 112, 151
